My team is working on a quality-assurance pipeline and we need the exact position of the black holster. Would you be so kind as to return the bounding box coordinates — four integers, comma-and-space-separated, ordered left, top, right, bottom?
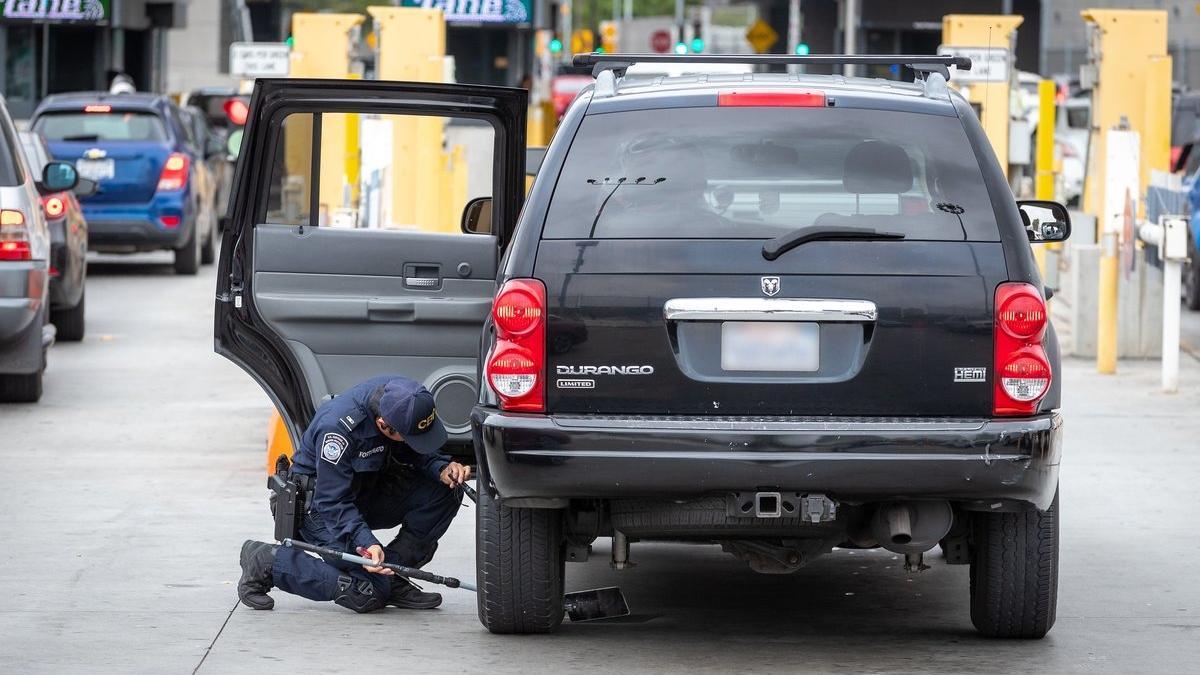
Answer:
268, 467, 311, 542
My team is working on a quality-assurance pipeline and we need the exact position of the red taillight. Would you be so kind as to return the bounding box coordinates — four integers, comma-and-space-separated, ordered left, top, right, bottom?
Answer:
994, 282, 1051, 416
223, 98, 249, 126
718, 90, 826, 107
41, 194, 66, 220
159, 214, 181, 228
486, 279, 547, 412
157, 152, 190, 192
0, 210, 30, 261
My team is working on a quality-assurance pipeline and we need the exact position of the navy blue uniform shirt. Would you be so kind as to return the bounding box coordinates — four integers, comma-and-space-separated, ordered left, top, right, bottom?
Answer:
290, 375, 452, 551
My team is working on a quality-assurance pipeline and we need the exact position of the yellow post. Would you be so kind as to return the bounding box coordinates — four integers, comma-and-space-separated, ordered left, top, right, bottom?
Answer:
1097, 231, 1120, 374
289, 13, 364, 221
1032, 79, 1056, 278
368, 6, 452, 233
941, 15, 1023, 176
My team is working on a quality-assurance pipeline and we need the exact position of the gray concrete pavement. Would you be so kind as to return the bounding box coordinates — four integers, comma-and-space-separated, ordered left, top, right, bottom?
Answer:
2, 253, 1199, 673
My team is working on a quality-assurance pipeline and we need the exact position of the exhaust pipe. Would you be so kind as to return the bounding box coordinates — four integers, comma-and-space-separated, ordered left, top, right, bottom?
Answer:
882, 503, 913, 547
871, 501, 953, 554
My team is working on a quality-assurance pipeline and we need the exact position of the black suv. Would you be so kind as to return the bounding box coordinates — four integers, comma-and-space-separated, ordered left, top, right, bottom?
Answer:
217, 54, 1070, 639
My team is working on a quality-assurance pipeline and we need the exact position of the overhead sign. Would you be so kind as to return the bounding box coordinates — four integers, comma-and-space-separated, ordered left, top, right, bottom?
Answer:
936, 46, 1010, 82
400, 0, 530, 25
745, 19, 778, 55
230, 43, 290, 78
2, 0, 108, 22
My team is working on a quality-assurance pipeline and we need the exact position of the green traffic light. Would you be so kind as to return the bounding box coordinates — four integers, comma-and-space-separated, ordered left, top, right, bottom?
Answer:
596, 46, 606, 54
794, 43, 810, 55
286, 35, 295, 48
673, 41, 688, 55
549, 37, 563, 54
690, 37, 704, 53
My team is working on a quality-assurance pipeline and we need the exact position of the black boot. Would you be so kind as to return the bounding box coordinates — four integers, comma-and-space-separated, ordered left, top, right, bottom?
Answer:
238, 540, 278, 610
386, 577, 442, 609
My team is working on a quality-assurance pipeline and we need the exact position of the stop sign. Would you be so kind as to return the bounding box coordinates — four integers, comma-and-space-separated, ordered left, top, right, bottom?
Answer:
650, 30, 671, 53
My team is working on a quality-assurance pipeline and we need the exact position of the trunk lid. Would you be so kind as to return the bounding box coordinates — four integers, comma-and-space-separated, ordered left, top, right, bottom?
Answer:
537, 238, 1004, 416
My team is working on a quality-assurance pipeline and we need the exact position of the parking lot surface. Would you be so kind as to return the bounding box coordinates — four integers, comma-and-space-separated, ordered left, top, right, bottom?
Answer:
1, 255, 1199, 674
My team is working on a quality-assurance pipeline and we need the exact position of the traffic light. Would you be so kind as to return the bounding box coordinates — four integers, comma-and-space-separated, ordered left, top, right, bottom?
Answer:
286, 34, 295, 48
674, 41, 688, 55
794, 42, 810, 55
691, 20, 703, 53
571, 28, 594, 54
549, 37, 563, 54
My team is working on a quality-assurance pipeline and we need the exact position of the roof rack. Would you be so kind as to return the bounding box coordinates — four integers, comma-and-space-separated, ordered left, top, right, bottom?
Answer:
572, 53, 972, 81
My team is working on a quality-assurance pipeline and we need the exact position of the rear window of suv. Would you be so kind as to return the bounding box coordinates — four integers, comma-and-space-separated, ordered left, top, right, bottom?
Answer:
543, 106, 998, 241
35, 111, 168, 143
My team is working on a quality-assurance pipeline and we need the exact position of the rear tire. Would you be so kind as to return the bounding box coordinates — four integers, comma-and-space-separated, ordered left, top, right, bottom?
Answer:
173, 220, 200, 275
51, 291, 85, 342
969, 490, 1059, 639
476, 482, 565, 634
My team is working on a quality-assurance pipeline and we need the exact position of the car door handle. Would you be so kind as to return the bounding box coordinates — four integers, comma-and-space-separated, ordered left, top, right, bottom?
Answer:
367, 297, 492, 322
404, 277, 440, 289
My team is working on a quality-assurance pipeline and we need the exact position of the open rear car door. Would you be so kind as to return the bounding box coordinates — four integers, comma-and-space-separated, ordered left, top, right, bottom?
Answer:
215, 78, 526, 450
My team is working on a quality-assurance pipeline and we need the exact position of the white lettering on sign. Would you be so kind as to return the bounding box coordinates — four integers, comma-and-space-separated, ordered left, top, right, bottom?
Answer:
230, 43, 291, 78
3, 0, 105, 21
936, 46, 1010, 83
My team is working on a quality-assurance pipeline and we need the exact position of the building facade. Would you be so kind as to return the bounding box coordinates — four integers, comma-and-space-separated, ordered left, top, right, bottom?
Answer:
0, 0, 186, 118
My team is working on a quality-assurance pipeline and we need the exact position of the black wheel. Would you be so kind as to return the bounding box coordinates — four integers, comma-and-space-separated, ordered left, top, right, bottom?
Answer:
173, 220, 200, 275
969, 490, 1059, 639
51, 291, 85, 342
0, 369, 42, 402
200, 221, 216, 265
476, 481, 565, 634
1184, 235, 1200, 311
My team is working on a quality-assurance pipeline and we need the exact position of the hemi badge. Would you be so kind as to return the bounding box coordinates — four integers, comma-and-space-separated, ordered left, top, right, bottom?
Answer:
954, 367, 987, 383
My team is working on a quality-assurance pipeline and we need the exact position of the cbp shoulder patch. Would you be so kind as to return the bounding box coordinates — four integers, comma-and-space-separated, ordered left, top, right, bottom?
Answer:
321, 432, 349, 464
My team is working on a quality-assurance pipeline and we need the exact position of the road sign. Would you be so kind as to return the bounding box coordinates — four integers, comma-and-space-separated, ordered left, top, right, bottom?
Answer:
651, 29, 672, 53
745, 19, 778, 54
230, 42, 290, 78
936, 46, 1009, 82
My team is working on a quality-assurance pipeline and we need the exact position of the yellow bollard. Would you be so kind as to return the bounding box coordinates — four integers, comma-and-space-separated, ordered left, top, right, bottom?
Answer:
1033, 79, 1056, 280
1097, 232, 1119, 374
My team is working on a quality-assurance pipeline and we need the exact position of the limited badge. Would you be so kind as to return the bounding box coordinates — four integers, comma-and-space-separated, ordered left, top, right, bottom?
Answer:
321, 432, 348, 464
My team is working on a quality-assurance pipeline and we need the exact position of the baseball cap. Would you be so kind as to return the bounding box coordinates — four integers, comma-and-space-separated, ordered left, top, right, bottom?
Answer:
376, 379, 447, 454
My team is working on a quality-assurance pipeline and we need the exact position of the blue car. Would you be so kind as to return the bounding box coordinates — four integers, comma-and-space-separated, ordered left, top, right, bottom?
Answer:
30, 92, 218, 275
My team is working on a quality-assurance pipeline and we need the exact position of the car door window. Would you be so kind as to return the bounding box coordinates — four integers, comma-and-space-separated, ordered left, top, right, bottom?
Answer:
261, 111, 495, 233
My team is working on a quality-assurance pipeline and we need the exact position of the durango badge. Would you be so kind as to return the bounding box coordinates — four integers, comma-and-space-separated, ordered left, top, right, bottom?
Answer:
761, 276, 780, 296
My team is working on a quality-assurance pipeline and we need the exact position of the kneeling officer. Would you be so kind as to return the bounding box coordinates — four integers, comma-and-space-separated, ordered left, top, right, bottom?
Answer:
238, 376, 471, 612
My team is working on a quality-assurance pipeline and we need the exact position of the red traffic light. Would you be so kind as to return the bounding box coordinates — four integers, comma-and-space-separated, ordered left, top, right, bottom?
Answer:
223, 97, 249, 126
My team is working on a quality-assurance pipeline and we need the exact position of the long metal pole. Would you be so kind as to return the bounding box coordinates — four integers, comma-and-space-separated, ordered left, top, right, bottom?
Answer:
842, 0, 858, 76
675, 0, 684, 46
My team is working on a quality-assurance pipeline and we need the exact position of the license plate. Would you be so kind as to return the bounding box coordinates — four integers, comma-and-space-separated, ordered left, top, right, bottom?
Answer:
721, 322, 819, 372
75, 158, 114, 181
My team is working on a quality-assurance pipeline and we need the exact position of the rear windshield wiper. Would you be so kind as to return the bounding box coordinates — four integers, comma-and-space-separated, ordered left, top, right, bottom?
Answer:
762, 226, 905, 261
62, 134, 100, 142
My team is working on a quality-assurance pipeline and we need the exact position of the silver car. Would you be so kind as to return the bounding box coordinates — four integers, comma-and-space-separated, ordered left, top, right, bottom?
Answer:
0, 95, 80, 402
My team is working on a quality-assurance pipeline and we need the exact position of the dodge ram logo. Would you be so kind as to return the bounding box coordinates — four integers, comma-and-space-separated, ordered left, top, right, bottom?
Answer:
761, 276, 780, 297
